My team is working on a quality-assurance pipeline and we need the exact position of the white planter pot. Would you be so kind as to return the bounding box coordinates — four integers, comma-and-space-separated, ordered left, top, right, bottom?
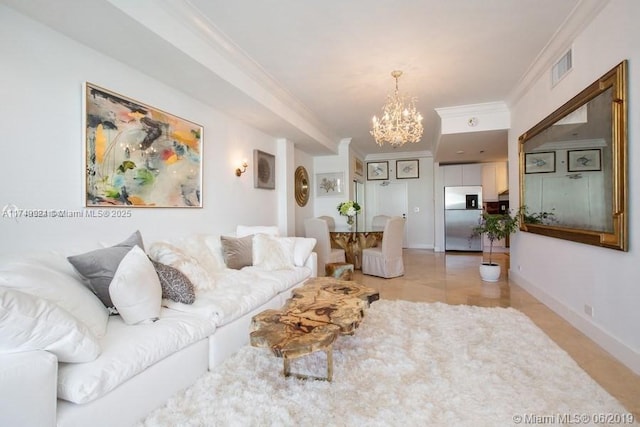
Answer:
479, 263, 501, 282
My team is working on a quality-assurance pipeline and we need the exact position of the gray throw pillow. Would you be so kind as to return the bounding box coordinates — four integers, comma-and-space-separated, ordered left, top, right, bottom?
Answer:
220, 235, 253, 270
67, 231, 143, 309
150, 259, 195, 304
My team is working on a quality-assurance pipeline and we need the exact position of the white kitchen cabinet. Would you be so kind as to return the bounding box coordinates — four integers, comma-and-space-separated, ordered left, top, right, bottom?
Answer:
481, 162, 508, 202
442, 164, 482, 187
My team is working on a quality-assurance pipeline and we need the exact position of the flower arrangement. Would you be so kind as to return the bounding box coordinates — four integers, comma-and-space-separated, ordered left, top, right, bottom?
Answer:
337, 200, 361, 217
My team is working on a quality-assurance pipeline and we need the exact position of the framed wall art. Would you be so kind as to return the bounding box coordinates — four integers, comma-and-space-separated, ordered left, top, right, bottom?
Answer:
316, 172, 344, 197
568, 149, 601, 172
254, 149, 276, 189
84, 82, 203, 207
524, 152, 556, 174
367, 161, 389, 180
354, 158, 364, 178
396, 159, 419, 179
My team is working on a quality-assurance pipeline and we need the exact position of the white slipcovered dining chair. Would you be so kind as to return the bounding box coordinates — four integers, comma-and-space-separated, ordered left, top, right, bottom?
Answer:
317, 215, 336, 231
371, 215, 390, 231
304, 217, 345, 276
362, 216, 405, 278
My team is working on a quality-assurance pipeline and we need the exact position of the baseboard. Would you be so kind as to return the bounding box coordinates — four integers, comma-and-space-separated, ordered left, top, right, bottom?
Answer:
509, 269, 640, 375
407, 244, 434, 250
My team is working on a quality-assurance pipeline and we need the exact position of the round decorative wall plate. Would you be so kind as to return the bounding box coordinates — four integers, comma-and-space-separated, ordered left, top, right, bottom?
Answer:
294, 166, 310, 207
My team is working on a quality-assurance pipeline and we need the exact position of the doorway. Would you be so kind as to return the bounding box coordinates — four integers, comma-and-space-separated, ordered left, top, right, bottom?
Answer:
371, 181, 408, 246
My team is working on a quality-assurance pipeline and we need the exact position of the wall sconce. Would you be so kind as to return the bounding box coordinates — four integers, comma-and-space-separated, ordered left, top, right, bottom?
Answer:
235, 160, 248, 177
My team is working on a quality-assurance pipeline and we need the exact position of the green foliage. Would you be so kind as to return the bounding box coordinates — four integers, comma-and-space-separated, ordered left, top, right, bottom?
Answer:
472, 212, 519, 265
337, 200, 361, 217
519, 206, 556, 225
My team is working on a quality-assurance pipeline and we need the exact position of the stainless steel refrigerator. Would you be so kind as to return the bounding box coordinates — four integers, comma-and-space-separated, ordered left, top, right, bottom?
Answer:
444, 186, 483, 251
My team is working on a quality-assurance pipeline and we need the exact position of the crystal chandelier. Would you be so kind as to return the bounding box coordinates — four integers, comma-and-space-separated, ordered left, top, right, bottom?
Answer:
370, 70, 423, 147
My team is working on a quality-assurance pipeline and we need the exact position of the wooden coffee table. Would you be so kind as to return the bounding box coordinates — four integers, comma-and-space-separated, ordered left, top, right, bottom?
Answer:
250, 277, 379, 381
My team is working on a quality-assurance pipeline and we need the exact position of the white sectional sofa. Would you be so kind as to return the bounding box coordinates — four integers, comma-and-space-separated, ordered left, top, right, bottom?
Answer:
0, 227, 317, 427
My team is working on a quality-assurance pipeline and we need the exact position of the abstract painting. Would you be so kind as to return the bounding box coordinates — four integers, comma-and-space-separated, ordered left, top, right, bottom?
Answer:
84, 83, 203, 207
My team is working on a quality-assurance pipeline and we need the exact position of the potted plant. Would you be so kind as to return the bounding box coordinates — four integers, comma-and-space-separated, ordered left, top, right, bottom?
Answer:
472, 211, 519, 282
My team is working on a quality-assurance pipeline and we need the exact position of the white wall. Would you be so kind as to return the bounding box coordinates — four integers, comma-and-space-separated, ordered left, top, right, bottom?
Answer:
364, 156, 435, 249
0, 6, 281, 254
509, 0, 640, 373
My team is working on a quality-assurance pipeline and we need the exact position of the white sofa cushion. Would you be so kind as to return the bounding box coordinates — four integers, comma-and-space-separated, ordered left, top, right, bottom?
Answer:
0, 288, 100, 362
147, 241, 214, 291
292, 237, 317, 267
109, 246, 162, 325
0, 253, 109, 338
252, 234, 295, 271
242, 266, 311, 294
161, 266, 311, 326
57, 308, 215, 404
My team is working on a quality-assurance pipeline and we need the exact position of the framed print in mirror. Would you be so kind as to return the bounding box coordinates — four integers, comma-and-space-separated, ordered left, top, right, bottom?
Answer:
254, 150, 275, 189
316, 172, 344, 197
568, 149, 601, 172
524, 152, 556, 174
84, 83, 203, 207
396, 159, 419, 179
367, 161, 389, 180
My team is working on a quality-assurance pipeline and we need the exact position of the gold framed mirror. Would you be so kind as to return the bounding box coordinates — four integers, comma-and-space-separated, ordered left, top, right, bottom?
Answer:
294, 166, 310, 207
518, 60, 627, 251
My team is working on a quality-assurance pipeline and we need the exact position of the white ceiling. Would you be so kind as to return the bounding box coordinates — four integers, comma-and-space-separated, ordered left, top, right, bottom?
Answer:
3, 0, 588, 162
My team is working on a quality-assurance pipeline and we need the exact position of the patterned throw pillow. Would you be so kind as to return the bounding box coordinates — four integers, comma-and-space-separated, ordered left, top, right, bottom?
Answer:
150, 259, 196, 304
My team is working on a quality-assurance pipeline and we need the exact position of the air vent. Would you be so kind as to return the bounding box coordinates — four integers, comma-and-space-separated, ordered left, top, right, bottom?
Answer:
552, 48, 572, 86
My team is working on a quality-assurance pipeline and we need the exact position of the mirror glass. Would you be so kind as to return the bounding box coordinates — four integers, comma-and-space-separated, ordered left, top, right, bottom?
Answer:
519, 61, 627, 251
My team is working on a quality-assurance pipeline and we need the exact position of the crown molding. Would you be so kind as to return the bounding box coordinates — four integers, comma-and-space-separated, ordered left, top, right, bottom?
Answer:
106, 0, 339, 151
435, 101, 508, 119
507, 0, 611, 106
365, 150, 433, 162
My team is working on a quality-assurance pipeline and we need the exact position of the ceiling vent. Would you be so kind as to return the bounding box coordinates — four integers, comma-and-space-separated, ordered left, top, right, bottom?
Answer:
552, 48, 573, 86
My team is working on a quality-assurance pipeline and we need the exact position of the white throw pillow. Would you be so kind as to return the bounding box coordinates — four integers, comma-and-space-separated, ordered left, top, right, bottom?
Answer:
0, 256, 109, 338
0, 287, 101, 362
109, 246, 162, 325
147, 241, 214, 291
292, 237, 317, 267
252, 234, 295, 271
236, 225, 279, 238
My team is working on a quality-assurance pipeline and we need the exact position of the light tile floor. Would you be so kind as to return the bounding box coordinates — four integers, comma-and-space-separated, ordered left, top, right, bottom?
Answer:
352, 249, 639, 420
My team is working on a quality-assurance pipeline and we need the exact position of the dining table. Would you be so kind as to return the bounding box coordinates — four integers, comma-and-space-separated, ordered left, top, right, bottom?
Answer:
329, 231, 384, 270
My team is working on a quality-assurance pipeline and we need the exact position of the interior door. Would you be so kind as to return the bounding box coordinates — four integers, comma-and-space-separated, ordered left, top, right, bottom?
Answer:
372, 181, 408, 247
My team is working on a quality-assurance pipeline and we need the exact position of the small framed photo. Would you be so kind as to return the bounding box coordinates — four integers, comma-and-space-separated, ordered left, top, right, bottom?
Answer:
316, 172, 344, 197
525, 152, 556, 174
396, 159, 419, 179
254, 150, 276, 189
367, 161, 389, 180
568, 149, 601, 172
354, 158, 364, 178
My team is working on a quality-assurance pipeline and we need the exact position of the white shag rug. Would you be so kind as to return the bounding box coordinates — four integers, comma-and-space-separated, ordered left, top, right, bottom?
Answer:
139, 300, 635, 427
